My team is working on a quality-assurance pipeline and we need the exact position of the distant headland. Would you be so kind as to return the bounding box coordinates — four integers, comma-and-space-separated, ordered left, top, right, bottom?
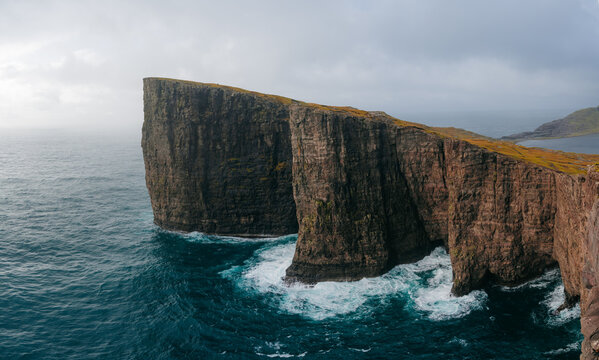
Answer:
502, 106, 599, 142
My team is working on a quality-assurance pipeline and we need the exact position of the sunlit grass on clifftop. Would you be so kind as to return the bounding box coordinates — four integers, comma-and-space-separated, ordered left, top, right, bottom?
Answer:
147, 78, 599, 175
146, 77, 295, 105
464, 139, 599, 175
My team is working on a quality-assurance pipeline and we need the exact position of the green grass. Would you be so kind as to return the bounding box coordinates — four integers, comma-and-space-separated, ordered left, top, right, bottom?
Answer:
147, 78, 599, 175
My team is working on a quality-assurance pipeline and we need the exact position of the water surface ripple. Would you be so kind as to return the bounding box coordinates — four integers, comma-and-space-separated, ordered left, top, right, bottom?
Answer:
0, 130, 585, 359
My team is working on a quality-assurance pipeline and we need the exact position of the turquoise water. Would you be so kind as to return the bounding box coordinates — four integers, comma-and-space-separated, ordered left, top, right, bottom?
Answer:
0, 129, 585, 359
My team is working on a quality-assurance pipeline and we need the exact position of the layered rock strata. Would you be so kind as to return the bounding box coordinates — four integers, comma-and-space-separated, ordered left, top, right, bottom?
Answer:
285, 106, 433, 282
577, 170, 599, 359
285, 105, 558, 295
142, 78, 297, 236
142, 78, 599, 358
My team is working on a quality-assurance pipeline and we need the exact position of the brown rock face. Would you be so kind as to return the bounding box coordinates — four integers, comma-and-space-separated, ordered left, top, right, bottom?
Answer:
285, 105, 433, 283
142, 78, 599, 359
285, 105, 557, 294
142, 78, 297, 236
444, 140, 557, 295
578, 170, 599, 360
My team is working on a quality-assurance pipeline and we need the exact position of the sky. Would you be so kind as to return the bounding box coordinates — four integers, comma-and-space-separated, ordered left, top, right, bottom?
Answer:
1, 0, 598, 134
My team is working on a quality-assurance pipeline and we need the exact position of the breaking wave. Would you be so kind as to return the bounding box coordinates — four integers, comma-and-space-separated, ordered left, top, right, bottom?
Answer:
543, 284, 580, 327
165, 229, 298, 245
499, 267, 581, 327
221, 240, 487, 321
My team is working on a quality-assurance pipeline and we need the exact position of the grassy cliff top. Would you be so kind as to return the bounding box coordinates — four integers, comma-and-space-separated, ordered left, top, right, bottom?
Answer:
146, 78, 599, 175
388, 119, 599, 175
145, 77, 296, 105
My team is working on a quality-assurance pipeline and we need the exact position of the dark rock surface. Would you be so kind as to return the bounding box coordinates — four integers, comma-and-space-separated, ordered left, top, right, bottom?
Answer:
578, 169, 599, 360
142, 78, 599, 358
142, 78, 297, 236
285, 105, 433, 283
285, 104, 557, 294
444, 140, 557, 295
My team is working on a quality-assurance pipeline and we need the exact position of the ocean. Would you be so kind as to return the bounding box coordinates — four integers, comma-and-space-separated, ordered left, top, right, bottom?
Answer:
0, 129, 593, 359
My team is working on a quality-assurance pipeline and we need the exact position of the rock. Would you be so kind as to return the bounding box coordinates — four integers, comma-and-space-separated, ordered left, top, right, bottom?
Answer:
444, 139, 556, 295
285, 105, 433, 282
142, 78, 599, 359
580, 169, 599, 359
284, 103, 558, 292
142, 78, 297, 236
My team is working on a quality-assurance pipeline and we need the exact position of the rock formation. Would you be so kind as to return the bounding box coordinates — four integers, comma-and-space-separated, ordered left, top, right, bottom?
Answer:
285, 105, 434, 283
142, 78, 599, 358
142, 78, 297, 236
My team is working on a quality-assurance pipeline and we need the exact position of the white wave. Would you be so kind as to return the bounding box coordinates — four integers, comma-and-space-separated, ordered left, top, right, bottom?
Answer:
255, 341, 306, 358
499, 268, 561, 292
543, 283, 580, 326
169, 230, 297, 244
256, 352, 306, 358
449, 337, 469, 347
543, 341, 581, 356
222, 243, 487, 321
406, 247, 487, 320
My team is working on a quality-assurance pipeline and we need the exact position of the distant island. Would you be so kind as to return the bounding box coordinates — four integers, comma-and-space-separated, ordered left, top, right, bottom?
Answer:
502, 106, 599, 141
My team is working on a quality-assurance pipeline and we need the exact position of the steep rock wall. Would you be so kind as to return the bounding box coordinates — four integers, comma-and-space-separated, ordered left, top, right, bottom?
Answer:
285, 105, 433, 282
392, 126, 449, 246
142, 78, 297, 235
578, 169, 599, 360
286, 104, 557, 296
554, 174, 588, 304
444, 139, 556, 295
142, 79, 599, 358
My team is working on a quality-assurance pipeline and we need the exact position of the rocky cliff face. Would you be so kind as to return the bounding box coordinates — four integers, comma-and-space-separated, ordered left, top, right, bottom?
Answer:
577, 169, 599, 359
142, 78, 297, 236
285, 105, 558, 295
285, 105, 433, 283
142, 78, 599, 359
443, 140, 557, 295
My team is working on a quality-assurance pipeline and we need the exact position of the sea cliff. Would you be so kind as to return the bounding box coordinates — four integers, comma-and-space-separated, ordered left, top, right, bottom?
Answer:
142, 78, 297, 236
142, 78, 599, 359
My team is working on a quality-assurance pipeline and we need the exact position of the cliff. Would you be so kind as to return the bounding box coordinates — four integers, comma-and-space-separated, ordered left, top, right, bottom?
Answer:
285, 106, 434, 282
502, 106, 599, 141
142, 78, 297, 236
142, 78, 599, 358
285, 104, 562, 296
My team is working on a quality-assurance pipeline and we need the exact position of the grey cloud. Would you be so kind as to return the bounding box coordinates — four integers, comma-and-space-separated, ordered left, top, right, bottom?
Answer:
0, 0, 598, 132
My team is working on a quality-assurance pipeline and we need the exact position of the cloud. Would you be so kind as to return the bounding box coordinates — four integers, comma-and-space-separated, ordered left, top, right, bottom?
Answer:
0, 0, 598, 131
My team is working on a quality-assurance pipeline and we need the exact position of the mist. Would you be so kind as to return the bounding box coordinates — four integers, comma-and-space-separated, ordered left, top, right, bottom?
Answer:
1, 0, 598, 136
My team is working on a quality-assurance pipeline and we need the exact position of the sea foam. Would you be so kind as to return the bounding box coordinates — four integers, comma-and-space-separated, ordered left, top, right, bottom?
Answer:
170, 230, 297, 245
222, 240, 487, 321
498, 267, 581, 326
543, 284, 580, 326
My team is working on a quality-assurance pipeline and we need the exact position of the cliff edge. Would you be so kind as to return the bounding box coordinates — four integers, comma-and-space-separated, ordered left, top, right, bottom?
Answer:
142, 78, 599, 359
142, 78, 297, 236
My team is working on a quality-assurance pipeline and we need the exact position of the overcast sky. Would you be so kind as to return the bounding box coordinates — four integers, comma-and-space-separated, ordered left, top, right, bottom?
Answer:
1, 0, 598, 133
